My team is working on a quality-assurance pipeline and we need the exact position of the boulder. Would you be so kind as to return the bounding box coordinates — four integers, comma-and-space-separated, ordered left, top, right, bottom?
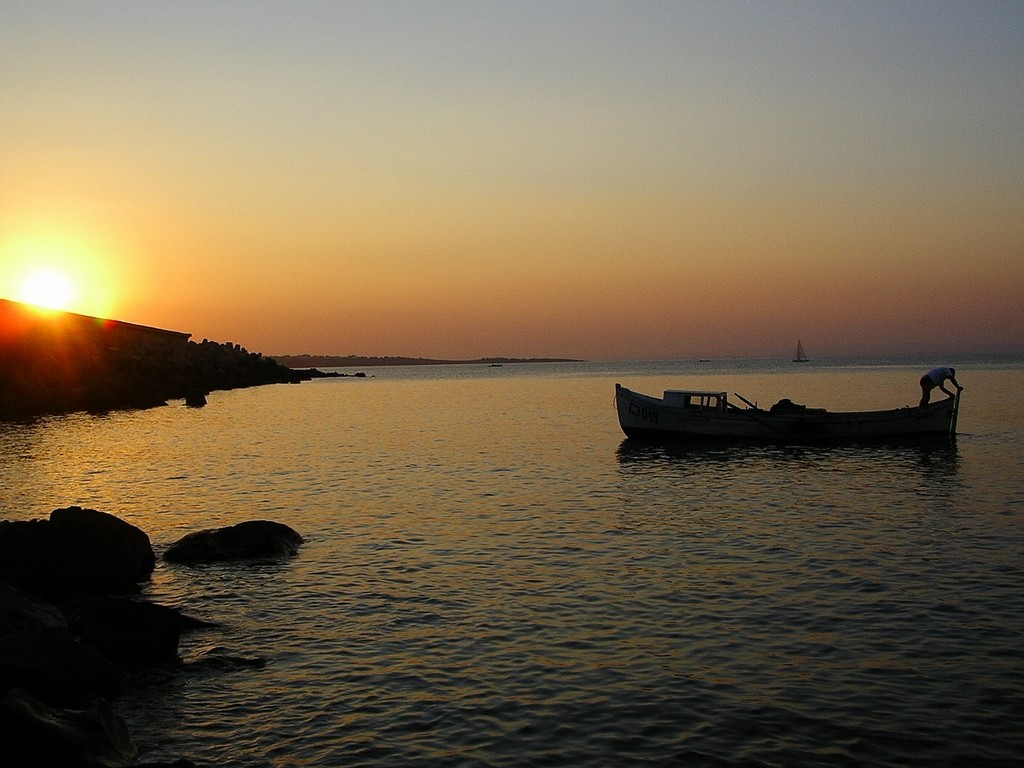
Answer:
0, 579, 217, 766
0, 582, 122, 707
0, 624, 120, 707
70, 596, 215, 666
0, 580, 68, 632
0, 507, 155, 599
0, 509, 263, 767
183, 388, 207, 407
0, 687, 138, 768
164, 520, 303, 564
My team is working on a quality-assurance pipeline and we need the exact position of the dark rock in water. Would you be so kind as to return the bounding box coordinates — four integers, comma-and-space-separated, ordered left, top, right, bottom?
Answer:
0, 578, 216, 765
49, 505, 156, 578
164, 520, 304, 564
0, 623, 121, 707
0, 687, 138, 768
184, 388, 207, 407
0, 583, 123, 709
0, 580, 68, 632
0, 509, 259, 767
0, 507, 155, 599
70, 596, 216, 666
186, 646, 268, 672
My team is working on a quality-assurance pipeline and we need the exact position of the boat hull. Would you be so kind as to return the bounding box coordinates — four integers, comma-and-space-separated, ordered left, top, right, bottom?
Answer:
615, 384, 959, 442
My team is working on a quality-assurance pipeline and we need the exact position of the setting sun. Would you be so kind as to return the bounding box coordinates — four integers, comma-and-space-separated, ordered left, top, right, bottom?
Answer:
2, 226, 120, 319
19, 269, 75, 311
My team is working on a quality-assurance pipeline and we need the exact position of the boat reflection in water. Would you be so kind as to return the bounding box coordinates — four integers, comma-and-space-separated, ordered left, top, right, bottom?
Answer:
615, 436, 961, 475
614, 437, 962, 520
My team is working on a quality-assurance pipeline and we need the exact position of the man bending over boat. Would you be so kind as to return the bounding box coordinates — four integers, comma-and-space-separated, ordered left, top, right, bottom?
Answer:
920, 366, 963, 408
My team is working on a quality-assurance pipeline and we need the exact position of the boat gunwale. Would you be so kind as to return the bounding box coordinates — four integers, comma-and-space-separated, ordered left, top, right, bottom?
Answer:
614, 383, 959, 442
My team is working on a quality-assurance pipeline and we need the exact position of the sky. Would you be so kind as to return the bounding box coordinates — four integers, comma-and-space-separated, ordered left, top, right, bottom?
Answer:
1, 1, 1022, 360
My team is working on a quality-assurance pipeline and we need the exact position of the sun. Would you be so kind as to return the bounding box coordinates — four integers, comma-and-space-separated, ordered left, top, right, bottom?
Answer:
18, 269, 77, 311
3, 226, 120, 318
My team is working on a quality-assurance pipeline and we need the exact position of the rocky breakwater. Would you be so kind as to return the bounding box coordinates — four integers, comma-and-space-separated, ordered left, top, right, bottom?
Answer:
0, 299, 340, 421
0, 506, 304, 767
171, 339, 341, 405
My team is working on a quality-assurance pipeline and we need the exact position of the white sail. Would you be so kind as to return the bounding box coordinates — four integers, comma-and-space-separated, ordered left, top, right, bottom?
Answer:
793, 340, 808, 363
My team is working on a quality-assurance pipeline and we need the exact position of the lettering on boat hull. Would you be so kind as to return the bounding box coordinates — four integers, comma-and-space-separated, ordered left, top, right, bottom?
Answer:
628, 402, 659, 423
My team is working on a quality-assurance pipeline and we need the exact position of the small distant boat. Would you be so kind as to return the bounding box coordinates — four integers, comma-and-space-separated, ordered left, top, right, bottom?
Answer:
793, 339, 809, 363
615, 384, 960, 442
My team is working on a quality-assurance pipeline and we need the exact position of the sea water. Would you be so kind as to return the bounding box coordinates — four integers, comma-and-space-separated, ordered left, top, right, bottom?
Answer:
2, 357, 1023, 767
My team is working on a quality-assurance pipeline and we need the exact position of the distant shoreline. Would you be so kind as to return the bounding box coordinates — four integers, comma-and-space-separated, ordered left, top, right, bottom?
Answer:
272, 354, 582, 369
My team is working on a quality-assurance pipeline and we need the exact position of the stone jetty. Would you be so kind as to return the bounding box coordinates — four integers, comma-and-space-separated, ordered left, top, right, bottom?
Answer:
0, 298, 337, 422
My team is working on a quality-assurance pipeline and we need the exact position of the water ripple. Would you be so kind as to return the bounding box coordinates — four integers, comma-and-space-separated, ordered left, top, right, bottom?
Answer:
3, 368, 1023, 766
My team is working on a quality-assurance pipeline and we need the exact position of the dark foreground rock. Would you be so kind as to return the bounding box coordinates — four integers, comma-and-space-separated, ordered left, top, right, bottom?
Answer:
0, 625, 120, 708
0, 621, 120, 707
70, 596, 216, 666
1, 687, 138, 768
0, 578, 210, 767
1, 507, 303, 766
0, 583, 131, 765
164, 520, 304, 563
0, 506, 293, 766
0, 507, 155, 599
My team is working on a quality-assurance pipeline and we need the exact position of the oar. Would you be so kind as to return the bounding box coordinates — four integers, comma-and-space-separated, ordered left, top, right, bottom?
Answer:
949, 389, 962, 437
733, 392, 759, 410
727, 393, 792, 438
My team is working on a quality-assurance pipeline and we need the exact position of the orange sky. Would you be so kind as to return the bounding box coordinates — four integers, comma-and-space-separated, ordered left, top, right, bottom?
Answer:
2, 2, 1022, 360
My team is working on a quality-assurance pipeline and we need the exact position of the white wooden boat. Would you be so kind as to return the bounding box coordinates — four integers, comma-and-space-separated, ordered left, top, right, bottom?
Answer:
615, 384, 960, 442
793, 339, 809, 363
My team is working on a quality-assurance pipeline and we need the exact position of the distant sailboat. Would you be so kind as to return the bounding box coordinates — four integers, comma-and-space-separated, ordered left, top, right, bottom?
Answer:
793, 339, 809, 363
